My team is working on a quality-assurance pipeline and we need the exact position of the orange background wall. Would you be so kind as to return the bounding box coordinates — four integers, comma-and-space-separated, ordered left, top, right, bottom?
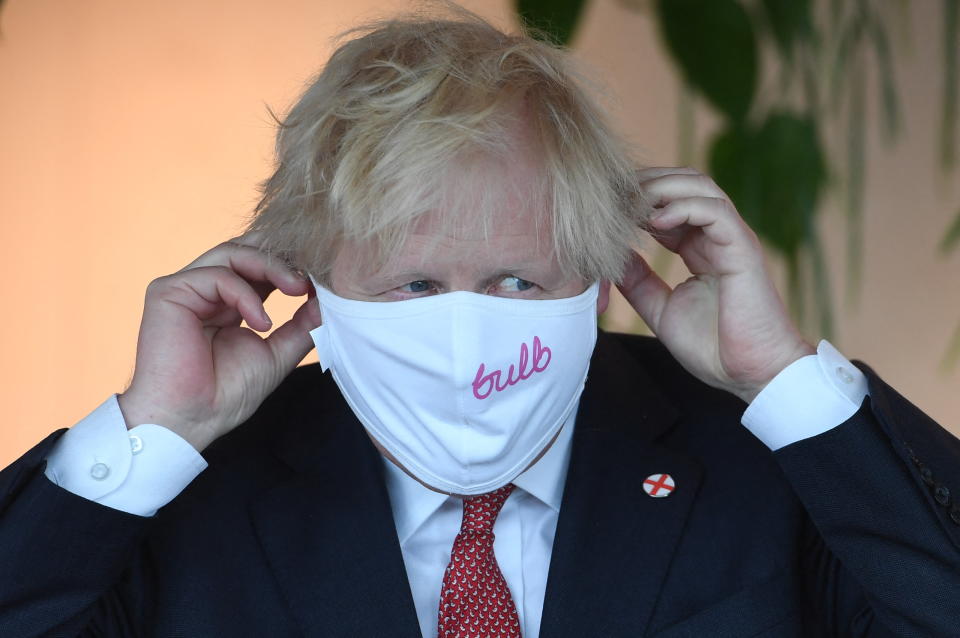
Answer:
1, 0, 957, 466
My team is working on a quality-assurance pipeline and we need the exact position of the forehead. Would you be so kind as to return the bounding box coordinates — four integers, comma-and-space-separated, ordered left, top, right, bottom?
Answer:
434, 115, 548, 233
336, 191, 557, 286
402, 205, 551, 266
335, 115, 559, 279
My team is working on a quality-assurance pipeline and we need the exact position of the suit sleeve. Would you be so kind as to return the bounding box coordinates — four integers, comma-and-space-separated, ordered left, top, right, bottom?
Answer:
0, 430, 155, 637
774, 363, 960, 636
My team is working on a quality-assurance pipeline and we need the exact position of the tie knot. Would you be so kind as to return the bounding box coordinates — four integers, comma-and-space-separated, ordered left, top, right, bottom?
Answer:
459, 484, 515, 533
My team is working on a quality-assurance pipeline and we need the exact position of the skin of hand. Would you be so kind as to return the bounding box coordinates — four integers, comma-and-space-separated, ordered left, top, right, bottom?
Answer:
113, 117, 594, 456
117, 235, 321, 452
115, 161, 806, 456
617, 167, 815, 404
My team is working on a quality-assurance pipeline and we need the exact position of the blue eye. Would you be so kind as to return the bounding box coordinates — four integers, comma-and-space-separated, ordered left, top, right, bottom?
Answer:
402, 280, 432, 293
500, 276, 534, 292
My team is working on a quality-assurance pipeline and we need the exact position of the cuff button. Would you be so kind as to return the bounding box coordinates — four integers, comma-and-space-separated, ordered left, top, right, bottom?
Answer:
919, 466, 935, 486
90, 462, 110, 481
934, 484, 951, 507
951, 506, 960, 526
835, 367, 854, 384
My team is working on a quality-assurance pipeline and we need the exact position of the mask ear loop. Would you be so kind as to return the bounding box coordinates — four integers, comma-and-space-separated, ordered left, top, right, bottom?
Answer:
307, 274, 334, 372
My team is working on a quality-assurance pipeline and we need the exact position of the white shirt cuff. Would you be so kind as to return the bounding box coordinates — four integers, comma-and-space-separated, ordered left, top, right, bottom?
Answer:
44, 395, 207, 517
741, 340, 870, 451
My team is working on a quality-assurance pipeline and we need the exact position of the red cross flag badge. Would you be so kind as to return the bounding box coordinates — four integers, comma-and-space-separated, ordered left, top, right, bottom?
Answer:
643, 473, 675, 498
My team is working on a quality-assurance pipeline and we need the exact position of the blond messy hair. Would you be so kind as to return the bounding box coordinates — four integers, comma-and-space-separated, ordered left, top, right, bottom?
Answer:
248, 3, 650, 284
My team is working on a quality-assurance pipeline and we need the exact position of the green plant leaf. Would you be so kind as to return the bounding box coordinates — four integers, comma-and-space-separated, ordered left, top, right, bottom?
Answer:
655, 0, 758, 123
709, 113, 826, 259
940, 208, 960, 254
829, 0, 845, 42
515, 0, 587, 46
709, 114, 827, 330
829, 14, 864, 116
755, 113, 827, 256
615, 0, 648, 11
760, 0, 813, 62
869, 18, 901, 141
707, 124, 763, 233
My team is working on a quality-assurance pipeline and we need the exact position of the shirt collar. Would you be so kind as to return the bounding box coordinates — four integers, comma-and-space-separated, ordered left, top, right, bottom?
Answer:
511, 408, 575, 513
382, 406, 578, 546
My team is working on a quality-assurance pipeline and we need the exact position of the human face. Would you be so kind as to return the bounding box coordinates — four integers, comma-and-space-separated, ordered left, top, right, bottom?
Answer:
327, 118, 609, 311
328, 209, 593, 303
323, 122, 609, 492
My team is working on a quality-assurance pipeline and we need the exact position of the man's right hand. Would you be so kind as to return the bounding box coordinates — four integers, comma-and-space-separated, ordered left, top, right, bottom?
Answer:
117, 235, 321, 452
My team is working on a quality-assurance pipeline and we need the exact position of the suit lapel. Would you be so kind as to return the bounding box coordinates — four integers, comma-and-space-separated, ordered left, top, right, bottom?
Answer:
248, 400, 422, 638
245, 332, 699, 637
540, 333, 703, 638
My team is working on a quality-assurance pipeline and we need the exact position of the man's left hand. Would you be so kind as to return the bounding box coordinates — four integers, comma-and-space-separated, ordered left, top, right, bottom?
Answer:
617, 167, 815, 403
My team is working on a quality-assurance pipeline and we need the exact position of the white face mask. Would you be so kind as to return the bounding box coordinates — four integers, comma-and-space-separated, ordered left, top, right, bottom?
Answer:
308, 277, 599, 495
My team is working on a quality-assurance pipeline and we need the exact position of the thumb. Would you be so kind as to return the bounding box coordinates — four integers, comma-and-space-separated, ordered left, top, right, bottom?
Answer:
266, 297, 321, 372
616, 252, 671, 335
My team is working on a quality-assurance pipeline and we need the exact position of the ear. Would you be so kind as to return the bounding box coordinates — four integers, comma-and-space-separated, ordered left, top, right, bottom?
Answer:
596, 280, 611, 316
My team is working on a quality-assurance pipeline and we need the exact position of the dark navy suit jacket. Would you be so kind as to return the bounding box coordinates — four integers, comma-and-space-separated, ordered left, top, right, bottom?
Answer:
2, 332, 959, 637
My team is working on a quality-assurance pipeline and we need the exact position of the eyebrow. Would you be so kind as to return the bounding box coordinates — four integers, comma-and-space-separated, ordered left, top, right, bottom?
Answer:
368, 271, 431, 288
368, 266, 551, 289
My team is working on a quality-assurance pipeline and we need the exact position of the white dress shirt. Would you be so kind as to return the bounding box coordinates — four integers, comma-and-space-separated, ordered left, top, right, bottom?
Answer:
384, 409, 574, 638
42, 339, 869, 638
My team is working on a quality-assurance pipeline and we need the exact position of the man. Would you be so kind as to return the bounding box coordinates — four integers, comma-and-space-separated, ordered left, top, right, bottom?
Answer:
2, 7, 959, 637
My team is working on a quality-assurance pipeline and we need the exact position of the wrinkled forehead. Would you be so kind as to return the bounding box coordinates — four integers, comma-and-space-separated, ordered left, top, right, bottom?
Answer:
335, 116, 556, 276
335, 186, 557, 285
428, 137, 550, 239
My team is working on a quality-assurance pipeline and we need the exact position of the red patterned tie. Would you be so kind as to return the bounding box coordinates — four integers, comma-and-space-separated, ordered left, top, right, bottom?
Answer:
437, 484, 522, 638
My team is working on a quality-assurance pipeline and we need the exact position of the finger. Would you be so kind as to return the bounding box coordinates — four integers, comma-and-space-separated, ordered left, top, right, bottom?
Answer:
635, 166, 701, 182
181, 243, 309, 298
226, 230, 266, 248
640, 173, 727, 208
616, 252, 671, 335
645, 220, 689, 255
649, 197, 744, 247
154, 266, 274, 332
266, 296, 323, 372
180, 235, 259, 270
